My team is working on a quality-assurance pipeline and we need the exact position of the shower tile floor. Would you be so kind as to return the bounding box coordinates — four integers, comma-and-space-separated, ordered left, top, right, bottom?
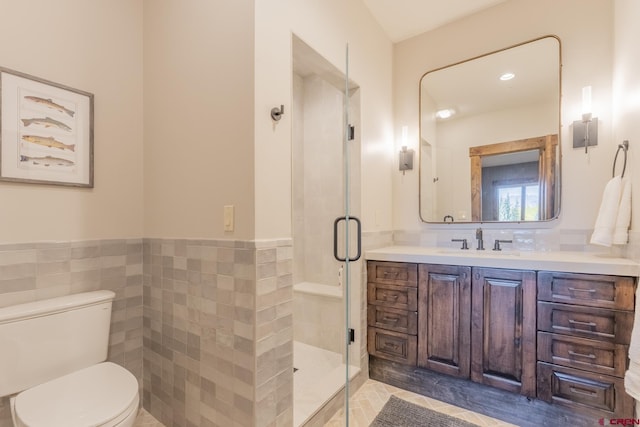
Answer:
294, 341, 360, 426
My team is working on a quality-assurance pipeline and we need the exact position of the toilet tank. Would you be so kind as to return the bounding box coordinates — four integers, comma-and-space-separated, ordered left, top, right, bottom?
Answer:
0, 290, 115, 397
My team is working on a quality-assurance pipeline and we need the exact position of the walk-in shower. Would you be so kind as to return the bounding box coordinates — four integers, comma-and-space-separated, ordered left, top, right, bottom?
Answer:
291, 35, 362, 426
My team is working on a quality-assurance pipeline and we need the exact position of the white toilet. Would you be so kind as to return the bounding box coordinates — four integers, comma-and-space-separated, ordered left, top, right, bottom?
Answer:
0, 290, 140, 427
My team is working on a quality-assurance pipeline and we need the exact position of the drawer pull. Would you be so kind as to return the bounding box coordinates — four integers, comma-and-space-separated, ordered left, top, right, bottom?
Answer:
383, 271, 400, 278
568, 287, 597, 294
569, 386, 597, 397
568, 319, 596, 328
382, 292, 399, 300
382, 316, 400, 323
568, 350, 596, 360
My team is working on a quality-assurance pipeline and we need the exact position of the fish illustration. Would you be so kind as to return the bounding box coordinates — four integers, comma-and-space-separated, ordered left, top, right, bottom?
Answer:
21, 117, 72, 131
21, 135, 75, 152
20, 155, 74, 167
24, 96, 75, 117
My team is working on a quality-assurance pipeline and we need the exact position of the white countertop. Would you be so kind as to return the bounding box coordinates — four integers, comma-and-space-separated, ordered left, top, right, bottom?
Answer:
365, 246, 640, 277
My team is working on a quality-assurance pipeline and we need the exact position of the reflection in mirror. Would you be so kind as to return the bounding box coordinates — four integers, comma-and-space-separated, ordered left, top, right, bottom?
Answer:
482, 150, 540, 222
469, 135, 558, 221
419, 36, 561, 223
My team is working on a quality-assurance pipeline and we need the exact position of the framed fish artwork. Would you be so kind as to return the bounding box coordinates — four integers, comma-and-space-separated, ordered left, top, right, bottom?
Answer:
0, 67, 94, 187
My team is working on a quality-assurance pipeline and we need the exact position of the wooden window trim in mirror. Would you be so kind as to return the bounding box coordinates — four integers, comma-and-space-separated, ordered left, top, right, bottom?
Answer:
469, 134, 558, 222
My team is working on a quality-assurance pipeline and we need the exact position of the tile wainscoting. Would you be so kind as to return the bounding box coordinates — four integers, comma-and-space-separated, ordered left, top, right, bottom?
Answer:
142, 238, 293, 427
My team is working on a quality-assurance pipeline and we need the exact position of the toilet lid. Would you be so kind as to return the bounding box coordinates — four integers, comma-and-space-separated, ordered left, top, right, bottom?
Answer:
14, 362, 138, 427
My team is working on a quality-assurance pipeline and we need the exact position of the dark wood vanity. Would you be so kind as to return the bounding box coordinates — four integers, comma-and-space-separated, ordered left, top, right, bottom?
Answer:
367, 259, 637, 425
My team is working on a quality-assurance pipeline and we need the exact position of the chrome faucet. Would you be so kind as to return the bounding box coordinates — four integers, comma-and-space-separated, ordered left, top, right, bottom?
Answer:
475, 227, 485, 250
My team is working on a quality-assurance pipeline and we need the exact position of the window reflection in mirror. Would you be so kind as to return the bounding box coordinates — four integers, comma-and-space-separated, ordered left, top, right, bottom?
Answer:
419, 36, 561, 223
481, 149, 540, 221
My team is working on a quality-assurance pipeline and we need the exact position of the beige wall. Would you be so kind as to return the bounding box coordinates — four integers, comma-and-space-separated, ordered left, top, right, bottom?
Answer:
143, 0, 256, 240
394, 0, 614, 232
613, 0, 640, 237
0, 0, 144, 243
254, 0, 394, 239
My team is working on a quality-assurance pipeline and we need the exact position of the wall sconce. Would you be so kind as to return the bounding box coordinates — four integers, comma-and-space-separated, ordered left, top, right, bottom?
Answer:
399, 146, 414, 174
398, 126, 413, 174
573, 86, 598, 153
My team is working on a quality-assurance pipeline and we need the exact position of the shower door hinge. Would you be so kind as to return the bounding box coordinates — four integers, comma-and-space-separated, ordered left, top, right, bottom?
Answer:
348, 328, 355, 344
348, 125, 355, 141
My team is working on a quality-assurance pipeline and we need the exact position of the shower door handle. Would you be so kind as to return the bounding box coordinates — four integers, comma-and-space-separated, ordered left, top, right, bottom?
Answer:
333, 216, 361, 262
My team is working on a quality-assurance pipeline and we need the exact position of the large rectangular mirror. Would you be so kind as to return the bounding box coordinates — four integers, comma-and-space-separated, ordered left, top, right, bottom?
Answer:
419, 36, 561, 223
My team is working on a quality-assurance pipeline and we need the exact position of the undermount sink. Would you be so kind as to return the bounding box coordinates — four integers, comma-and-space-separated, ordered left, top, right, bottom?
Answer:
437, 249, 521, 257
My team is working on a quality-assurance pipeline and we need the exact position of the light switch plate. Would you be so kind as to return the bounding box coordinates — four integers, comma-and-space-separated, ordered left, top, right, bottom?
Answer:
224, 205, 234, 232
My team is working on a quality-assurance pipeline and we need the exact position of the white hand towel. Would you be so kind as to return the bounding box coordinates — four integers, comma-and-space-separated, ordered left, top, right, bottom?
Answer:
590, 175, 622, 247
613, 176, 632, 244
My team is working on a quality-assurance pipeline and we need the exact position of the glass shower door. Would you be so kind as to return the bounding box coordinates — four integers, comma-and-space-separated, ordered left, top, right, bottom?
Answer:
333, 44, 361, 426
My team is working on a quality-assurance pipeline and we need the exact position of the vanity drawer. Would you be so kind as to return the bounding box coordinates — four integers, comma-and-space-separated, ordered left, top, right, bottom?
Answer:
537, 362, 633, 417
537, 302, 633, 344
368, 327, 417, 365
368, 282, 418, 311
538, 271, 635, 310
368, 261, 417, 287
368, 305, 417, 335
537, 332, 628, 377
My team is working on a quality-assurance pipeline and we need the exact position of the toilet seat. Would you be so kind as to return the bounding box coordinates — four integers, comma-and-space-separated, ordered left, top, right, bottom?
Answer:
13, 362, 139, 427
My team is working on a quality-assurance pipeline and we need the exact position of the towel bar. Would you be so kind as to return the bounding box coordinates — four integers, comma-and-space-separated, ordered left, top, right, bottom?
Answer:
612, 140, 629, 178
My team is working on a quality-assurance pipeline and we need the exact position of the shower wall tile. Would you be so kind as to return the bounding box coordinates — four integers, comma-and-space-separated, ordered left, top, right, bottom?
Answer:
0, 239, 144, 427
293, 291, 343, 354
143, 238, 292, 427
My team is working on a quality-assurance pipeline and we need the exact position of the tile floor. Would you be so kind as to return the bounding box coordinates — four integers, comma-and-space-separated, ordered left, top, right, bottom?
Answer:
134, 378, 516, 427
325, 379, 517, 427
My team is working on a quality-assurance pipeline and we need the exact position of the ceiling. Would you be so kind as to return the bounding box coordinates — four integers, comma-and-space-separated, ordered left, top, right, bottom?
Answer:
362, 0, 509, 42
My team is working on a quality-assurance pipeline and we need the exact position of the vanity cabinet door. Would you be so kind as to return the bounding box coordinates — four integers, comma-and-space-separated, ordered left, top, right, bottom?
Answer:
417, 264, 471, 378
471, 267, 537, 397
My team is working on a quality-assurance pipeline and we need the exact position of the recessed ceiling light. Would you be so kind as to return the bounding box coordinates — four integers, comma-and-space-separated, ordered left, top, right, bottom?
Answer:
436, 109, 454, 119
500, 72, 515, 81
